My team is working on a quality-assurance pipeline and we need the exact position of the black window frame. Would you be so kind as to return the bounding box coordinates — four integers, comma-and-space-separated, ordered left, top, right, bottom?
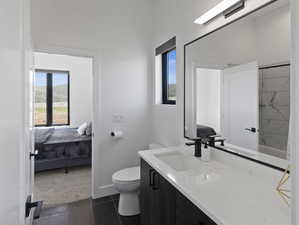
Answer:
162, 48, 176, 105
35, 69, 70, 127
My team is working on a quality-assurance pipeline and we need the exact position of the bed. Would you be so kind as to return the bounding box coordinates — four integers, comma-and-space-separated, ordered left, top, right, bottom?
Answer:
34, 127, 92, 173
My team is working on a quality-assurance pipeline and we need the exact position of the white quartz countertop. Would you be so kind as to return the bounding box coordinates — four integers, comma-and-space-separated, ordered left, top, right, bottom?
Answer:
139, 146, 290, 225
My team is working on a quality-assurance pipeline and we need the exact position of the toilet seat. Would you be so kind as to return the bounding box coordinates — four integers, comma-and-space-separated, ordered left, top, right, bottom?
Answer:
112, 166, 140, 184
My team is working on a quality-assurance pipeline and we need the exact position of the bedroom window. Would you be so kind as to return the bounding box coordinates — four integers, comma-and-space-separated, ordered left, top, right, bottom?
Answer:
34, 70, 70, 126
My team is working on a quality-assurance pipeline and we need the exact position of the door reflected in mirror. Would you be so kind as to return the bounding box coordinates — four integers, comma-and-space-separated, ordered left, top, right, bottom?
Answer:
184, 0, 290, 161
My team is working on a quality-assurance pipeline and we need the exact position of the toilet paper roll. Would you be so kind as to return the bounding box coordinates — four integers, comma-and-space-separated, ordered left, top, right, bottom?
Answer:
111, 130, 123, 139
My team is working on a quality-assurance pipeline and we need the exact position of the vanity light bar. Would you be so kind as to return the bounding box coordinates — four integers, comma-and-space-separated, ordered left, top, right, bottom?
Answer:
194, 0, 244, 24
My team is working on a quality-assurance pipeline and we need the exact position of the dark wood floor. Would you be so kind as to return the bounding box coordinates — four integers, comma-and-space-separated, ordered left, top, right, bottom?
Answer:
33, 194, 140, 225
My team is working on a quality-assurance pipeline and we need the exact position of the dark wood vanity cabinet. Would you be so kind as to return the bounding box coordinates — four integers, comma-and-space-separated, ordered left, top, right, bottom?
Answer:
140, 159, 217, 225
140, 159, 176, 225
176, 191, 217, 225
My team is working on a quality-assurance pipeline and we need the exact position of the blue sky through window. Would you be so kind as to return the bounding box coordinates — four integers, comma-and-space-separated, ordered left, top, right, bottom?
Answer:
167, 49, 176, 84
53, 72, 68, 86
35, 71, 47, 87
35, 71, 68, 87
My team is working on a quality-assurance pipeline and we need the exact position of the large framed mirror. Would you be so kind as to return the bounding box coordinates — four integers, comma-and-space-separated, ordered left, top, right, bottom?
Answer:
184, 0, 290, 169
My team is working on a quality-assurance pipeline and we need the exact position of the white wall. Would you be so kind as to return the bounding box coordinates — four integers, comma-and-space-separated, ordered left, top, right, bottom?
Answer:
196, 68, 221, 133
186, 19, 257, 71
254, 4, 291, 66
0, 0, 32, 225
186, 4, 290, 71
31, 0, 152, 197
34, 52, 93, 127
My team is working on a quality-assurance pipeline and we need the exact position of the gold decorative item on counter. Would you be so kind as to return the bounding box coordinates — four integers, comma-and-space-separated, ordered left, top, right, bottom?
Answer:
276, 165, 291, 206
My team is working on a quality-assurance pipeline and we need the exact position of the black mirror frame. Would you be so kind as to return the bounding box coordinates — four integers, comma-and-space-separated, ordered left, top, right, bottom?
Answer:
183, 0, 287, 172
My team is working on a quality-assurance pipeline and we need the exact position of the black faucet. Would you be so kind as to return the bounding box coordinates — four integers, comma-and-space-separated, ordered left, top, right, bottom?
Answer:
208, 135, 225, 147
186, 134, 226, 158
185, 139, 202, 157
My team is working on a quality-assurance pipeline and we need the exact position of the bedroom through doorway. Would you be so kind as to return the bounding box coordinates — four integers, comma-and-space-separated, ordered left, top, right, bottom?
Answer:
33, 52, 94, 208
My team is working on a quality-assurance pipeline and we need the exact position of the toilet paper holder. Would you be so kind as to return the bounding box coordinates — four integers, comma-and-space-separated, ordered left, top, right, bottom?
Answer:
110, 130, 123, 138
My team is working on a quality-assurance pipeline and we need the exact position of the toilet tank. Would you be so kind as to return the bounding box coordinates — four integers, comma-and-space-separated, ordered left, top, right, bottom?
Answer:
149, 143, 163, 150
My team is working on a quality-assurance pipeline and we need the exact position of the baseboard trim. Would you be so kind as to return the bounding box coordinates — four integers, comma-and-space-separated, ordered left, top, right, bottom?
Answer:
92, 184, 118, 199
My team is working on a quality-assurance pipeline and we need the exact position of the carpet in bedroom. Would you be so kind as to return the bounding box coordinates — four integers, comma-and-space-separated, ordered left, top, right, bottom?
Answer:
34, 167, 91, 207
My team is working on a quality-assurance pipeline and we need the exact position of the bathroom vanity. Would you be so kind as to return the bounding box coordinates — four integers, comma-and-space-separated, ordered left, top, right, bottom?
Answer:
139, 146, 290, 225
140, 157, 216, 225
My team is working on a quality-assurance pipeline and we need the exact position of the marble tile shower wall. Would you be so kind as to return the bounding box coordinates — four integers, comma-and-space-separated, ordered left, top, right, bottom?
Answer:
259, 65, 290, 157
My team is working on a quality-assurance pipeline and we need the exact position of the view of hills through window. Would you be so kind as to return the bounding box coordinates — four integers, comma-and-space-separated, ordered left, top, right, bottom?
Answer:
35, 71, 69, 126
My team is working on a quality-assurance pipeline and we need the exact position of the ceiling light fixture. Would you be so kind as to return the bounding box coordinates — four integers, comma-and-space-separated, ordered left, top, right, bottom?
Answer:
194, 0, 245, 25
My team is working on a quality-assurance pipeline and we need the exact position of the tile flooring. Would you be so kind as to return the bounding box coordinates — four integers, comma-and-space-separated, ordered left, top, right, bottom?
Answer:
33, 194, 140, 225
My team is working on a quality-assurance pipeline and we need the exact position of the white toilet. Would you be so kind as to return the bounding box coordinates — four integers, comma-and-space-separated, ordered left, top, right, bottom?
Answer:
112, 143, 163, 216
112, 166, 140, 216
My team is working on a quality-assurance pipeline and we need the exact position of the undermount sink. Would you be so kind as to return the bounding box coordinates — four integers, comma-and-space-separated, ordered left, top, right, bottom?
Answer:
154, 151, 203, 172
154, 150, 220, 184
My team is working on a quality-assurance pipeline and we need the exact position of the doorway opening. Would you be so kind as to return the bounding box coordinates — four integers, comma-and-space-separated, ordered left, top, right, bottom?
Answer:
33, 52, 94, 207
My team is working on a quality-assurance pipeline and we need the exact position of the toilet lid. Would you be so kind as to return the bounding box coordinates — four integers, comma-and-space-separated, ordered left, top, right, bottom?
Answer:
112, 166, 140, 183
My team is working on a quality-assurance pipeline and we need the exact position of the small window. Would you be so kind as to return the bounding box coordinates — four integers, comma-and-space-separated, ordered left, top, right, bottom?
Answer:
34, 70, 70, 126
162, 49, 176, 104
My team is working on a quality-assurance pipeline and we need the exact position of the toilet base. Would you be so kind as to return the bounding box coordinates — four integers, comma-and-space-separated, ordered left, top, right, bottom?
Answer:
118, 192, 140, 216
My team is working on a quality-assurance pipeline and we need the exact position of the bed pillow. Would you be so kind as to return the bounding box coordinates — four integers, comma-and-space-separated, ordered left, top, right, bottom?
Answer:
77, 122, 88, 136
86, 122, 92, 136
